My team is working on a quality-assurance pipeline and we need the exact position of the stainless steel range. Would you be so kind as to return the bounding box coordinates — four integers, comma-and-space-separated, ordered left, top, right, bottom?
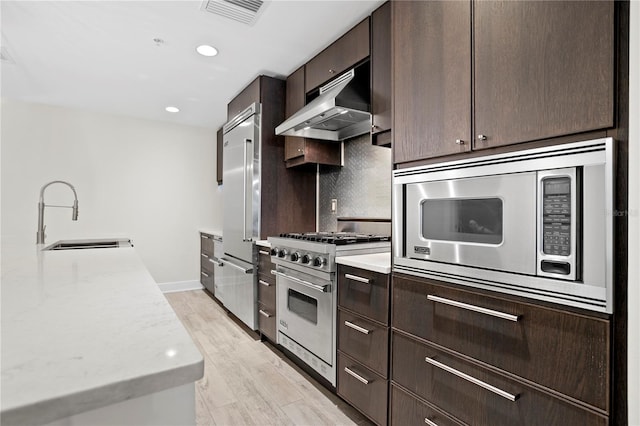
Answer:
268, 231, 390, 386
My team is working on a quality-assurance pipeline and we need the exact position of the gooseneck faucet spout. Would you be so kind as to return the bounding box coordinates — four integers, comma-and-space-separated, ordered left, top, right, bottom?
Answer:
37, 180, 79, 244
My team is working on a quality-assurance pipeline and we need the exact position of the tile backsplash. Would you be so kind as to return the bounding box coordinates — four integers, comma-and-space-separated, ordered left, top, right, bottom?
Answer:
318, 134, 392, 231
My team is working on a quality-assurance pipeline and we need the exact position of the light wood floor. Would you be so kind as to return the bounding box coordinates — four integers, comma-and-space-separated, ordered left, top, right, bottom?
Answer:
165, 289, 372, 426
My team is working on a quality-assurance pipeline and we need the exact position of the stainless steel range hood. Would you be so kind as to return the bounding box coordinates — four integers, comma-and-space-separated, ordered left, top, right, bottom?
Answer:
275, 69, 371, 142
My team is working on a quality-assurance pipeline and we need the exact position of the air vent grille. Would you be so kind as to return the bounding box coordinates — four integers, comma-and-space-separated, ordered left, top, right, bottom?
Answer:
201, 0, 266, 26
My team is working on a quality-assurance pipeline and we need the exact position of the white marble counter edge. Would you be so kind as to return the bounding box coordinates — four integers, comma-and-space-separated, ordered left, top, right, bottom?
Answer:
255, 240, 271, 248
336, 253, 391, 274
199, 228, 222, 238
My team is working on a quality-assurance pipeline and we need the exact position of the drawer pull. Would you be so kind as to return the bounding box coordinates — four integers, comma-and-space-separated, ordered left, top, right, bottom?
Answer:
259, 250, 270, 256
344, 320, 371, 335
344, 367, 370, 385
200, 271, 210, 278
259, 279, 271, 287
259, 309, 272, 318
201, 234, 210, 240
424, 418, 439, 426
425, 356, 519, 402
345, 273, 370, 284
201, 253, 209, 258
427, 295, 520, 322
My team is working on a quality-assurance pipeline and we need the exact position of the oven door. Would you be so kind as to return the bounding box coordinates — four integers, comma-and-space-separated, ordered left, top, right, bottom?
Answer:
274, 267, 333, 364
405, 172, 537, 275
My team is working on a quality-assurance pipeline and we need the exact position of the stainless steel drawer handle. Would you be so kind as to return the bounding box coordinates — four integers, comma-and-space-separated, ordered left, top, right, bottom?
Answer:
344, 320, 371, 335
259, 279, 271, 287
344, 273, 370, 284
271, 269, 330, 293
427, 295, 520, 322
259, 309, 272, 318
425, 356, 519, 402
200, 271, 210, 278
424, 418, 439, 426
344, 367, 370, 385
201, 253, 209, 258
201, 235, 210, 240
259, 250, 270, 256
455, 139, 465, 145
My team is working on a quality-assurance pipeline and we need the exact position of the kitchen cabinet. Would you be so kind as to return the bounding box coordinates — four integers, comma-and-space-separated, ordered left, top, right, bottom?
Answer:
305, 17, 370, 93
256, 246, 276, 341
200, 232, 215, 295
226, 75, 316, 236
284, 66, 341, 168
216, 127, 223, 185
392, 0, 471, 163
370, 1, 391, 146
391, 273, 611, 425
392, 0, 614, 164
337, 264, 390, 426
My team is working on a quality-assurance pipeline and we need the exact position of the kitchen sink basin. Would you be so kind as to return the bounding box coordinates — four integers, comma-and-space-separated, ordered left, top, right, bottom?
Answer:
43, 238, 132, 251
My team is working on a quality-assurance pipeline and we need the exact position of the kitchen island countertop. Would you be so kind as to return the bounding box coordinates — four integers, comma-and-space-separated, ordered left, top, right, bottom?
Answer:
336, 252, 391, 274
0, 242, 204, 426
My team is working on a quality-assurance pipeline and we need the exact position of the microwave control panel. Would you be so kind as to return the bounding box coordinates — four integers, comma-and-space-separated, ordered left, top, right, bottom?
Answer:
542, 177, 571, 257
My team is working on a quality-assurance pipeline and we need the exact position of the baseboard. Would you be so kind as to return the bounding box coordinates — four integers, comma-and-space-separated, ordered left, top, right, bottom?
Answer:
158, 280, 203, 293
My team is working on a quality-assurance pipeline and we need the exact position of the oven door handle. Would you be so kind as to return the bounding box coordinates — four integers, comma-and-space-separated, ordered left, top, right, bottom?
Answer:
271, 269, 330, 293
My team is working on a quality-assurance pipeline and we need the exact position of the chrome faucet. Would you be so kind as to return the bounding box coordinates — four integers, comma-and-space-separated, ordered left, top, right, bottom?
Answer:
36, 180, 79, 244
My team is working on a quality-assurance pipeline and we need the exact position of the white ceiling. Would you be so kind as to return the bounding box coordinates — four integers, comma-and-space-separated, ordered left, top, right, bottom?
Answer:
1, 0, 384, 130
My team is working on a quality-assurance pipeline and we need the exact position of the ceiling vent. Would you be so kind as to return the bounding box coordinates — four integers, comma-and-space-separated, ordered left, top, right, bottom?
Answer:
200, 0, 266, 26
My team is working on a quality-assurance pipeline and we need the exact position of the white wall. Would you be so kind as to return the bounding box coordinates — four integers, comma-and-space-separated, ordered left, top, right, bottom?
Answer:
629, 3, 639, 425
1, 99, 223, 284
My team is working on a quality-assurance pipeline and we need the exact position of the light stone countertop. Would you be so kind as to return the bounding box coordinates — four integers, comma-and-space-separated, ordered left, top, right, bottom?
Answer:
336, 252, 391, 274
255, 240, 271, 248
0, 242, 204, 426
199, 228, 222, 238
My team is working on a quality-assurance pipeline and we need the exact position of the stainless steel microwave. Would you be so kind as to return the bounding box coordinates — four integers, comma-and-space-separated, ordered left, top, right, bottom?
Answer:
392, 138, 615, 313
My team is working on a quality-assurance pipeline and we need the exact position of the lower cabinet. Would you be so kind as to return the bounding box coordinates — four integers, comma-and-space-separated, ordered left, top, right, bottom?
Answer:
256, 246, 277, 341
338, 353, 388, 426
200, 233, 215, 295
390, 385, 462, 426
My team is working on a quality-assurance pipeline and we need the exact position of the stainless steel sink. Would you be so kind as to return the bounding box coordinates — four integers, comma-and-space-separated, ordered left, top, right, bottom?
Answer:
43, 238, 133, 251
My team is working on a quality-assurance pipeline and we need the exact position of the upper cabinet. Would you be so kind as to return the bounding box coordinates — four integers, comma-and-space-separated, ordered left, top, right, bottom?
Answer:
393, 1, 471, 163
227, 78, 261, 121
370, 1, 392, 144
393, 0, 615, 164
284, 66, 341, 168
473, 1, 614, 150
305, 17, 370, 93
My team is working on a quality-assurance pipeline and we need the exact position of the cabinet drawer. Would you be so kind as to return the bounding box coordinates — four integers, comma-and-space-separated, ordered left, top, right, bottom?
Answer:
338, 309, 388, 377
338, 353, 388, 426
200, 255, 215, 274
392, 332, 607, 426
305, 18, 370, 93
257, 248, 274, 275
338, 265, 389, 324
390, 385, 462, 426
258, 302, 277, 342
392, 275, 609, 411
200, 267, 213, 291
257, 273, 276, 309
200, 233, 214, 256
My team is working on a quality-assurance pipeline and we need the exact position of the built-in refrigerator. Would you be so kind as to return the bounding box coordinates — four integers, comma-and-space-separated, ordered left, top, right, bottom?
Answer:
219, 102, 261, 330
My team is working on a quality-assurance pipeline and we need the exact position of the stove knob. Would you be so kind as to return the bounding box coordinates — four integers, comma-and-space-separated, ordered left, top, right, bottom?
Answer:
313, 256, 326, 267
278, 249, 289, 258
270, 247, 278, 256
291, 252, 301, 262
301, 254, 311, 264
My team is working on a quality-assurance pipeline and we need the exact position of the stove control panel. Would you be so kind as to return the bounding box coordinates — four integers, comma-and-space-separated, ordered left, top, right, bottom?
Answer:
270, 246, 330, 271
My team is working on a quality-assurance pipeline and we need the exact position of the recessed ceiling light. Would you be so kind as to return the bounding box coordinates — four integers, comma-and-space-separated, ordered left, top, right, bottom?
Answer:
196, 44, 218, 57
165, 106, 180, 113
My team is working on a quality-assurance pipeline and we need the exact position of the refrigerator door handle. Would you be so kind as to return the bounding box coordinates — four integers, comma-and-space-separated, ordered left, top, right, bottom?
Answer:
220, 257, 253, 274
243, 138, 252, 242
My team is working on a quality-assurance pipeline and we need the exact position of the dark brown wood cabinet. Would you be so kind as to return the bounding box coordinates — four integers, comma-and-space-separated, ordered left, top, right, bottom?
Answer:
216, 127, 223, 185
226, 75, 317, 236
284, 66, 341, 168
256, 246, 276, 341
200, 233, 215, 295
390, 385, 463, 426
392, 0, 615, 164
473, 1, 614, 150
305, 17, 370, 93
392, 0, 471, 163
370, 1, 391, 145
390, 273, 611, 425
337, 264, 390, 426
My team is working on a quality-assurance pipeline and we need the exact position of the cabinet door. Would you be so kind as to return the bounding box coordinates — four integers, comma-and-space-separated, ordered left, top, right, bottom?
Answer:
473, 1, 614, 150
227, 77, 260, 120
216, 127, 223, 185
393, 1, 471, 163
284, 66, 306, 161
305, 17, 370, 93
371, 1, 391, 136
